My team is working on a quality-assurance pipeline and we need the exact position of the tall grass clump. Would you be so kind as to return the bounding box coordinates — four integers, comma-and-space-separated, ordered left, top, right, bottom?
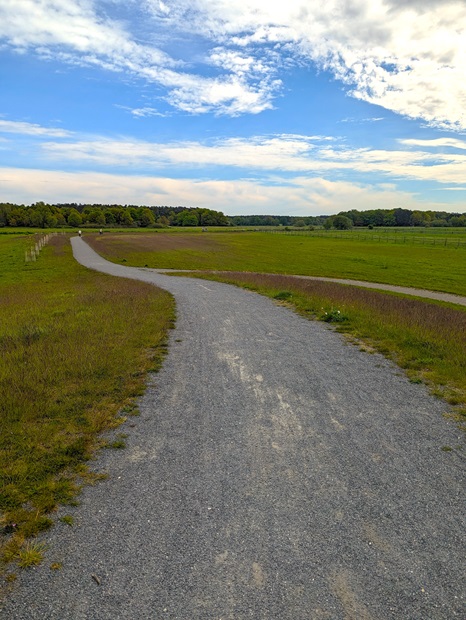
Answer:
0, 234, 174, 577
191, 272, 466, 421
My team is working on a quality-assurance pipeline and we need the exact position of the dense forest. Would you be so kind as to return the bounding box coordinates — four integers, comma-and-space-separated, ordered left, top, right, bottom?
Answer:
0, 202, 464, 229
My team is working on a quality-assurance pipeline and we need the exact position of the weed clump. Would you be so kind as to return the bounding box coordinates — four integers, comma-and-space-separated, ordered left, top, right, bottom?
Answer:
321, 308, 348, 323
274, 291, 293, 301
17, 542, 47, 568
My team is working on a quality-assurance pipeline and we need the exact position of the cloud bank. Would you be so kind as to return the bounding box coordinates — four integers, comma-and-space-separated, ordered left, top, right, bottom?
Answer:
1, 119, 465, 212
0, 167, 454, 215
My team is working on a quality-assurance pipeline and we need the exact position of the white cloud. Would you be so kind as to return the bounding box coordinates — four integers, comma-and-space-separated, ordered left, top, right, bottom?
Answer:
316, 145, 466, 185
341, 117, 385, 124
158, 1, 170, 16
400, 138, 466, 151
41, 134, 321, 169
0, 166, 454, 214
145, 0, 466, 128
116, 105, 166, 118
165, 73, 278, 115
0, 119, 72, 138
436, 187, 466, 192
39, 134, 466, 186
0, 0, 171, 66
0, 0, 277, 116
1, 1, 464, 124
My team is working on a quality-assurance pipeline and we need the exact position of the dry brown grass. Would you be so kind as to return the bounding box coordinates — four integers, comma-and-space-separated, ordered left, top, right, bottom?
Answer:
88, 232, 221, 254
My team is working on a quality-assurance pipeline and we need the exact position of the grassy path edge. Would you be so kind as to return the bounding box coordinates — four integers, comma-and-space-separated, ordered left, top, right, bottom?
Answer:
0, 235, 175, 588
174, 269, 466, 430
161, 269, 466, 308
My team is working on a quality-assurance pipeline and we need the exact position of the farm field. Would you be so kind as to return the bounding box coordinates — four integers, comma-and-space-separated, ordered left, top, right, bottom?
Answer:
86, 229, 466, 296
0, 234, 174, 579
86, 230, 466, 424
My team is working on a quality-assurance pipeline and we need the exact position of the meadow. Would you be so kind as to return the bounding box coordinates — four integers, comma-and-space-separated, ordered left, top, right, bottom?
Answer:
0, 234, 174, 581
86, 230, 466, 425
285, 225, 466, 246
86, 229, 466, 296
1, 227, 464, 583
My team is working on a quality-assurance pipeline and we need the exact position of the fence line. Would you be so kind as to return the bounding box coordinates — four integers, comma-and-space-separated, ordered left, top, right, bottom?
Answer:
261, 229, 466, 248
25, 233, 57, 262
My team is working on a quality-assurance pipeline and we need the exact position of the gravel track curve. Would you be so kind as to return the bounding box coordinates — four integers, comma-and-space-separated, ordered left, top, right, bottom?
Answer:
153, 271, 466, 308
2, 237, 464, 619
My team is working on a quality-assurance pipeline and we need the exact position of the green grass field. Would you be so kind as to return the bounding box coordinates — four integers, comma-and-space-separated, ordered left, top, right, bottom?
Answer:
1, 228, 465, 583
0, 234, 174, 579
86, 230, 466, 426
86, 230, 466, 296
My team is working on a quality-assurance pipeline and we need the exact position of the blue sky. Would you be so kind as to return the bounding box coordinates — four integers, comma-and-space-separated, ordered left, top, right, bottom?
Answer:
0, 0, 465, 215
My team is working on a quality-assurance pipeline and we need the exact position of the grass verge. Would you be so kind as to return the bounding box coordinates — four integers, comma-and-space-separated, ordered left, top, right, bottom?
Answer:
0, 234, 175, 582
185, 271, 466, 425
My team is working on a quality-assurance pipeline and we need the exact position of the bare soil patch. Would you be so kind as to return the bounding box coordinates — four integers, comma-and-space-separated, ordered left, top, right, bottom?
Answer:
87, 233, 222, 256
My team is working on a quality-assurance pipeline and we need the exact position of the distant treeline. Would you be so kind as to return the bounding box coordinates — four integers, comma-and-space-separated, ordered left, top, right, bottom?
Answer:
0, 202, 464, 229
229, 214, 327, 227
0, 202, 229, 228
328, 208, 466, 229
0, 202, 326, 228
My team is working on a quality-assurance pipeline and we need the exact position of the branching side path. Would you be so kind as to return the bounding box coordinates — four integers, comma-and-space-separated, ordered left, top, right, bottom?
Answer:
2, 238, 464, 619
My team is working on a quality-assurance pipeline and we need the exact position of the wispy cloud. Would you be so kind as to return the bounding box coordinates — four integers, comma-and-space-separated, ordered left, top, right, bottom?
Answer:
0, 119, 72, 138
340, 117, 385, 124
145, 0, 466, 128
38, 133, 466, 186
434, 187, 466, 192
400, 138, 466, 151
116, 105, 167, 118
8, 108, 464, 194
1, 1, 464, 125
41, 134, 322, 170
0, 0, 277, 116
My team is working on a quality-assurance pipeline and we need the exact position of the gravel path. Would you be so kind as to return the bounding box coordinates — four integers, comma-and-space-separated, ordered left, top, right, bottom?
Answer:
2, 238, 464, 619
155, 271, 466, 308
285, 276, 466, 307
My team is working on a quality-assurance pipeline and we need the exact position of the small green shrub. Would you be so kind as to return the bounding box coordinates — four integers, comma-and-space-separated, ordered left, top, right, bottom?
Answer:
274, 291, 293, 300
321, 308, 348, 323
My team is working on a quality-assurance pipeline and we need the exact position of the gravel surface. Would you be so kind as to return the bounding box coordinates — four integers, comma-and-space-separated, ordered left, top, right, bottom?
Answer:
291, 276, 466, 307
154, 271, 466, 308
2, 237, 464, 619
